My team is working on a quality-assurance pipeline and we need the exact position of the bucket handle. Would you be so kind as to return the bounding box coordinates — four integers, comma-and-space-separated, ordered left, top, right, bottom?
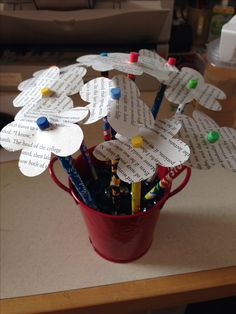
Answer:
49, 156, 72, 195
49, 156, 191, 204
166, 166, 191, 200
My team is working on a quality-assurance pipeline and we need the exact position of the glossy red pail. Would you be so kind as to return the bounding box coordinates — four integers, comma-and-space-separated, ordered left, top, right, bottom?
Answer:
49, 147, 191, 263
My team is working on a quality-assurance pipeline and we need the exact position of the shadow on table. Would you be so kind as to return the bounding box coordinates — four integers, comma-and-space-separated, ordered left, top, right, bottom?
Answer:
133, 208, 236, 267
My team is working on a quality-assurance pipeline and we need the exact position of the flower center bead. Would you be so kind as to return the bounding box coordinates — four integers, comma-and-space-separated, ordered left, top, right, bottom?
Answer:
206, 131, 220, 143
100, 52, 108, 57
36, 116, 50, 130
131, 135, 143, 148
109, 87, 121, 100
129, 52, 139, 63
167, 57, 176, 65
40, 87, 54, 97
187, 79, 198, 90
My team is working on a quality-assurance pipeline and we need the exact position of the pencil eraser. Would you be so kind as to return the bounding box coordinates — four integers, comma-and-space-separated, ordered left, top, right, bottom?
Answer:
127, 74, 136, 80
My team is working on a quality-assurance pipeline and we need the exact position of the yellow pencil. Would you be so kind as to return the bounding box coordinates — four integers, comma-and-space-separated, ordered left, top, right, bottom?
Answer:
131, 135, 143, 214
132, 181, 141, 214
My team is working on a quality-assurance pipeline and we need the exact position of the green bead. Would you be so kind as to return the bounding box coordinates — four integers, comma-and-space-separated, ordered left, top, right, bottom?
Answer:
207, 131, 220, 143
187, 79, 198, 89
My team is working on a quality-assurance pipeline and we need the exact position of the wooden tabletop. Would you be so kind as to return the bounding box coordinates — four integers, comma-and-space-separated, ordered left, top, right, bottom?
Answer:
1, 267, 236, 314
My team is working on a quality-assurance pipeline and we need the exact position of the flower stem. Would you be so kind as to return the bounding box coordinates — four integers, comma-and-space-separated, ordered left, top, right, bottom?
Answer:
151, 83, 166, 119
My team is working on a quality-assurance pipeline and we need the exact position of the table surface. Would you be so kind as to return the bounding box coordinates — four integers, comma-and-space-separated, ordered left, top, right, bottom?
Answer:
1, 93, 236, 314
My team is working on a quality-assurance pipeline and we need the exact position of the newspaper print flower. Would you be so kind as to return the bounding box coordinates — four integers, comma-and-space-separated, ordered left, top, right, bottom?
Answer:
137, 49, 179, 80
175, 110, 236, 172
80, 75, 155, 137
165, 67, 226, 111
93, 119, 190, 183
17, 65, 60, 92
14, 66, 87, 107
0, 107, 89, 177
18, 64, 83, 91
15, 94, 75, 122
76, 53, 115, 72
77, 52, 142, 75
77, 49, 177, 81
31, 63, 82, 81
138, 49, 177, 68
105, 51, 174, 81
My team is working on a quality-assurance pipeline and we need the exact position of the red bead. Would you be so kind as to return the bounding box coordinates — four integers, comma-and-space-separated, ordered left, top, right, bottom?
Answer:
167, 57, 176, 65
129, 52, 139, 63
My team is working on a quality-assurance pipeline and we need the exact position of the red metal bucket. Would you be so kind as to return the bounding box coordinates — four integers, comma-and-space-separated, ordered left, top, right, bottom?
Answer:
49, 147, 191, 263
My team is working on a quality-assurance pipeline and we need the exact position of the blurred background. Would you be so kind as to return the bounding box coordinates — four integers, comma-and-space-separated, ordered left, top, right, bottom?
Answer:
0, 0, 235, 137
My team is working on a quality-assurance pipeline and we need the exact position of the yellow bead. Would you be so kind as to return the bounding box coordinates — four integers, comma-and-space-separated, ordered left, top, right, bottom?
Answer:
40, 87, 54, 97
131, 135, 143, 148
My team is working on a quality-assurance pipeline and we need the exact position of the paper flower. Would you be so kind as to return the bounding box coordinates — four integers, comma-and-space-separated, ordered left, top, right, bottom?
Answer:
175, 110, 236, 172
18, 64, 83, 91
17, 66, 59, 92
15, 94, 75, 122
76, 53, 114, 72
164, 67, 226, 111
105, 51, 176, 81
93, 119, 190, 183
0, 107, 89, 176
77, 52, 142, 75
77, 50, 177, 81
31, 63, 81, 80
14, 66, 87, 107
80, 75, 155, 137
138, 49, 179, 79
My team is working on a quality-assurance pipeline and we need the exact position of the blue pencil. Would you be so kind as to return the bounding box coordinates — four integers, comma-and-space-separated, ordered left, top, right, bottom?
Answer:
151, 57, 177, 119
151, 83, 166, 119
57, 156, 97, 209
36, 117, 96, 208
80, 142, 98, 180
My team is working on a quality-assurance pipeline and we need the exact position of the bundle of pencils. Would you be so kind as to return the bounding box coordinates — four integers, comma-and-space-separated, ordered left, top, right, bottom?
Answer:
110, 159, 121, 211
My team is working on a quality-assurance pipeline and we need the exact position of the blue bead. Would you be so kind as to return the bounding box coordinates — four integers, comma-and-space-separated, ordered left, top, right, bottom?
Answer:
36, 116, 50, 130
100, 52, 108, 57
110, 87, 121, 100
